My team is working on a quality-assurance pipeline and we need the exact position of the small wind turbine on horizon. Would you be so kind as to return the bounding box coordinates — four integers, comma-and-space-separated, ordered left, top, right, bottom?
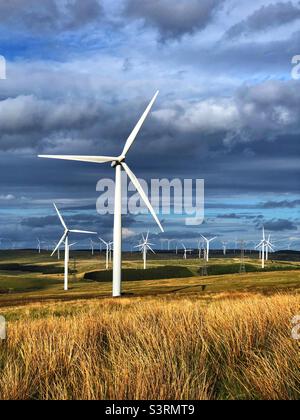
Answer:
100, 238, 113, 270
201, 235, 216, 262
182, 243, 187, 260
222, 241, 228, 256
90, 238, 95, 256
39, 91, 164, 297
135, 232, 155, 269
255, 226, 274, 268
37, 238, 41, 254
52, 203, 97, 291
181, 243, 192, 259
265, 234, 275, 261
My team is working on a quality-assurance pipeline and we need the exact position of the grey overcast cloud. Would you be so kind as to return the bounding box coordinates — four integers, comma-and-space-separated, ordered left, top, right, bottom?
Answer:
0, 0, 299, 249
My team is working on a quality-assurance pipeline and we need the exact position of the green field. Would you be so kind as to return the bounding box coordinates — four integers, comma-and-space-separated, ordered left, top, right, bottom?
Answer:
0, 250, 299, 307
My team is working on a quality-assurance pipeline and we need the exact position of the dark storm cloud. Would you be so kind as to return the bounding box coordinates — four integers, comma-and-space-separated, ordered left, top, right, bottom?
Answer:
262, 219, 297, 231
0, 0, 103, 34
21, 211, 137, 230
216, 213, 242, 219
260, 199, 300, 208
123, 0, 224, 40
226, 2, 300, 39
2, 79, 300, 156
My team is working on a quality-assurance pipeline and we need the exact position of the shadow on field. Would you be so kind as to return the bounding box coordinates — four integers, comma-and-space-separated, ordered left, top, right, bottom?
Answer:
198, 263, 300, 276
0, 263, 64, 274
84, 266, 194, 282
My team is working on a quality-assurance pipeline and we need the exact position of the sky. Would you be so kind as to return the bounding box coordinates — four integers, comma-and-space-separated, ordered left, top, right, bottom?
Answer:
0, 0, 299, 250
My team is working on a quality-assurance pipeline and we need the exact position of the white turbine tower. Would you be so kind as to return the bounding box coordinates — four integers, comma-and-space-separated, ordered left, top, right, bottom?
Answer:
255, 226, 271, 269
197, 240, 202, 259
265, 234, 275, 261
52, 203, 96, 291
135, 232, 155, 269
37, 238, 41, 254
39, 91, 163, 297
182, 243, 187, 260
100, 238, 113, 270
90, 238, 95, 256
181, 243, 192, 259
222, 241, 228, 256
201, 235, 216, 262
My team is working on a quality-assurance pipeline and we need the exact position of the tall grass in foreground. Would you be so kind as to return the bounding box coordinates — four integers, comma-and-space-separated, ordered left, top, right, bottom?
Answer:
0, 293, 299, 400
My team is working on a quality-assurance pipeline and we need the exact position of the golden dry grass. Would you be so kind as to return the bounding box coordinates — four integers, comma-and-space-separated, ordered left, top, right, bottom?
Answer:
0, 292, 299, 400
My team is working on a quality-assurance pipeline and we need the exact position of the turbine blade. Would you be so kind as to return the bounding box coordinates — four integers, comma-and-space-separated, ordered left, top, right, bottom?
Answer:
147, 244, 156, 254
121, 162, 164, 232
209, 237, 217, 242
99, 237, 108, 246
200, 234, 207, 242
51, 232, 67, 256
53, 203, 67, 230
70, 230, 97, 235
121, 91, 159, 157
39, 155, 118, 164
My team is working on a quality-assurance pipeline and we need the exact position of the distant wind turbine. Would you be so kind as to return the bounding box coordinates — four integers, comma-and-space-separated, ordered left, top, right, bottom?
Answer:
37, 238, 41, 254
100, 238, 113, 270
182, 243, 187, 260
39, 91, 164, 297
265, 234, 275, 261
135, 232, 155, 269
255, 226, 273, 269
201, 235, 216, 262
222, 241, 228, 256
52, 203, 97, 291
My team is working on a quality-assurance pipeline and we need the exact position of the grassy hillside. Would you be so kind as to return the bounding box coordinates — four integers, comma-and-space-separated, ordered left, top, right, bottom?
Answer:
0, 292, 299, 400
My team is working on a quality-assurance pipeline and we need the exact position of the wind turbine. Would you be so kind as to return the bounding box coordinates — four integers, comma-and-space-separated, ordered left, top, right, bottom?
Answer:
182, 243, 187, 260
52, 203, 97, 291
255, 226, 270, 269
90, 238, 95, 256
135, 232, 155, 269
39, 91, 163, 297
201, 235, 216, 262
37, 238, 41, 254
197, 240, 202, 259
166, 239, 175, 251
181, 243, 192, 259
222, 241, 228, 256
100, 238, 113, 270
265, 234, 275, 261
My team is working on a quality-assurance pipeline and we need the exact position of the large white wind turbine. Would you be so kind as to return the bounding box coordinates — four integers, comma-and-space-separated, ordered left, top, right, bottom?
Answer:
135, 232, 155, 269
39, 92, 163, 297
52, 203, 96, 291
200, 235, 216, 262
